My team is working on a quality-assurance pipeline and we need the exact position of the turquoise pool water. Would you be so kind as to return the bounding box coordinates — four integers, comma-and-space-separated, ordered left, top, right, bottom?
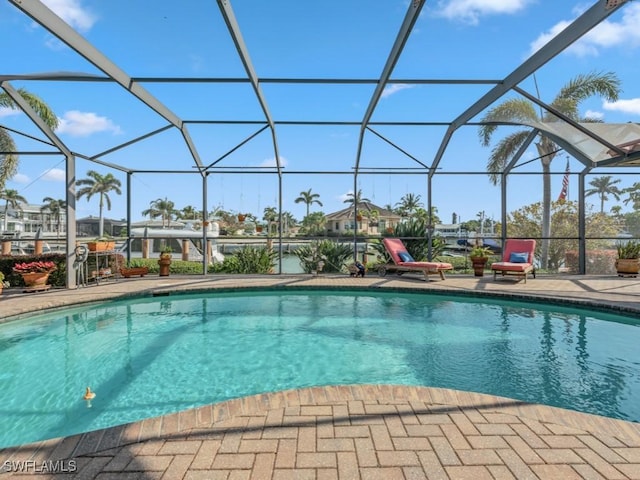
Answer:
0, 290, 638, 448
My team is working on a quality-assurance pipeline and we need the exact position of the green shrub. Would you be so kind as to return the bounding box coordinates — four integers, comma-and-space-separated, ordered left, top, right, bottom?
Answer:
294, 240, 352, 273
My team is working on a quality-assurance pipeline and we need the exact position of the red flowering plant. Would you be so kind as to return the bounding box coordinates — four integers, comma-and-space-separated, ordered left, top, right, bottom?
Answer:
12, 261, 57, 274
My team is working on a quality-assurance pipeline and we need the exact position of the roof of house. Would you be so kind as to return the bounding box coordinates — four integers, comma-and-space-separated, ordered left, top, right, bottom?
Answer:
325, 202, 400, 220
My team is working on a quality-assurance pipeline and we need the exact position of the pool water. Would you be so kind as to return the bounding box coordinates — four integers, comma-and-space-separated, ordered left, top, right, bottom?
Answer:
0, 290, 638, 448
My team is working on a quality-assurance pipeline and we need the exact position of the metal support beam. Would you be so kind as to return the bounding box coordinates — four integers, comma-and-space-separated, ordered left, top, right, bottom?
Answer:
513, 86, 624, 156
216, 0, 283, 176
1, 81, 80, 289
9, 0, 204, 169
354, 0, 425, 173
431, 0, 627, 172
578, 167, 590, 274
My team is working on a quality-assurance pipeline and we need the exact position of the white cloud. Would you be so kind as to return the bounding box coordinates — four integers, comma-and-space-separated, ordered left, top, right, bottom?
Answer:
0, 107, 21, 119
529, 3, 640, 57
434, 0, 532, 25
603, 98, 640, 116
584, 109, 604, 120
258, 156, 288, 168
381, 84, 415, 99
42, 0, 97, 32
11, 173, 30, 184
56, 110, 122, 137
41, 168, 66, 182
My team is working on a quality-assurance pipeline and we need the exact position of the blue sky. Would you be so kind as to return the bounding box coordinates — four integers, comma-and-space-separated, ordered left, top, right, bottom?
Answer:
2, 0, 640, 226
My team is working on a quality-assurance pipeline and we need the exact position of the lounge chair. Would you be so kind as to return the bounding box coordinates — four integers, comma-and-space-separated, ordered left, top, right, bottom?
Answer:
490, 239, 536, 283
380, 238, 454, 281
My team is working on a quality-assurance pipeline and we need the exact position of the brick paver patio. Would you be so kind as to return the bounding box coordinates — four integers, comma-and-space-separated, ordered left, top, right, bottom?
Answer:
1, 274, 640, 478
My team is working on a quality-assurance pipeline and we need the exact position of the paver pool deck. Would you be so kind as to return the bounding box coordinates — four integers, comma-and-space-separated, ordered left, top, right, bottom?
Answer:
1, 273, 639, 479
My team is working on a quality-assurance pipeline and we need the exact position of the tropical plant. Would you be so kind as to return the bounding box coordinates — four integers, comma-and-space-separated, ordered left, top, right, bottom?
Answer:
616, 240, 640, 259
301, 211, 326, 235
469, 246, 493, 258
40, 197, 66, 238
371, 218, 446, 262
0, 88, 59, 190
263, 206, 278, 235
507, 199, 619, 271
479, 71, 621, 269
1, 188, 27, 232
76, 170, 122, 237
294, 240, 352, 274
223, 245, 276, 274
178, 205, 201, 221
142, 197, 177, 228
623, 182, 640, 211
396, 193, 423, 217
295, 189, 323, 218
12, 260, 56, 274
585, 176, 622, 213
343, 189, 371, 206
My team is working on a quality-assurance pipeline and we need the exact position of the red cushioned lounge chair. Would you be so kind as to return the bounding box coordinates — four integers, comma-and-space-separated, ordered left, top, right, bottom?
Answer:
491, 239, 536, 283
380, 238, 454, 281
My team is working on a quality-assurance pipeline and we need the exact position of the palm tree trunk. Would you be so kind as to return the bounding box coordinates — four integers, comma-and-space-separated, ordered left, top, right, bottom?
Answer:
537, 140, 555, 270
99, 195, 105, 237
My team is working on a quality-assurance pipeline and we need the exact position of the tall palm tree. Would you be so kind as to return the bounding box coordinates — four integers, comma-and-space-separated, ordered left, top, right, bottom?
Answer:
0, 89, 59, 190
396, 193, 423, 217
623, 182, 640, 211
585, 176, 622, 213
40, 197, 66, 238
263, 206, 278, 236
178, 205, 200, 221
479, 71, 621, 268
343, 189, 371, 206
1, 189, 27, 232
142, 197, 177, 228
76, 170, 122, 237
294, 189, 323, 218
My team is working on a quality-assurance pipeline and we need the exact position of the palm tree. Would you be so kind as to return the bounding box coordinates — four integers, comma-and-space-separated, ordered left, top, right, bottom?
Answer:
623, 182, 640, 211
263, 206, 278, 236
479, 71, 621, 268
396, 193, 423, 217
178, 205, 200, 221
295, 189, 323, 219
76, 170, 122, 237
40, 197, 66, 238
585, 176, 622, 213
142, 197, 177, 228
1, 189, 27, 232
1, 89, 59, 190
343, 189, 371, 206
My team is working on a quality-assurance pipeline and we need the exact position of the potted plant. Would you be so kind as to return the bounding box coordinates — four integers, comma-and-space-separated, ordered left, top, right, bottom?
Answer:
87, 237, 115, 252
0, 271, 4, 295
120, 259, 150, 278
12, 260, 57, 289
158, 246, 173, 276
615, 240, 640, 277
469, 245, 493, 277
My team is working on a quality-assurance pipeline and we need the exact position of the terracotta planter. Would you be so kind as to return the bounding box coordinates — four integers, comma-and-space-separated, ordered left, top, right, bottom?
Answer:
158, 257, 172, 276
87, 241, 115, 252
615, 258, 640, 277
120, 267, 149, 278
237, 214, 246, 222
470, 257, 488, 277
21, 272, 51, 287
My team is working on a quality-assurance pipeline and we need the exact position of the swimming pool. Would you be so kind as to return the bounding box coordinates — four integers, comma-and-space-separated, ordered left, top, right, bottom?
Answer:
0, 289, 638, 448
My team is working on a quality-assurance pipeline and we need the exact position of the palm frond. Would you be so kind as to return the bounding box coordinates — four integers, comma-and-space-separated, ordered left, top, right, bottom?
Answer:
478, 99, 538, 146
486, 130, 533, 185
554, 71, 620, 106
